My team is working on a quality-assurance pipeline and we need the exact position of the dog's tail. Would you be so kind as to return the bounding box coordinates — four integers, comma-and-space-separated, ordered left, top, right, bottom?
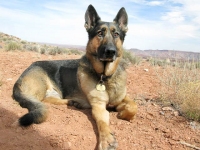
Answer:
12, 82, 48, 126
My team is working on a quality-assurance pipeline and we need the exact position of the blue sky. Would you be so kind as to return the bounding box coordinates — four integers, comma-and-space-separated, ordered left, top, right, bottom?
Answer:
0, 0, 200, 52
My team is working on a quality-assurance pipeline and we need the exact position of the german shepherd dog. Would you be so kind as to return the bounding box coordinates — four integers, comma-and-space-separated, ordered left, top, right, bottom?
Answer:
13, 5, 137, 150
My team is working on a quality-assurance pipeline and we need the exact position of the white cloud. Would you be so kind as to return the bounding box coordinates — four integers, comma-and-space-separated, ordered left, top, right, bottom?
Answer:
168, 0, 200, 25
161, 11, 185, 23
0, 0, 199, 52
159, 0, 200, 41
129, 0, 165, 6
147, 1, 164, 6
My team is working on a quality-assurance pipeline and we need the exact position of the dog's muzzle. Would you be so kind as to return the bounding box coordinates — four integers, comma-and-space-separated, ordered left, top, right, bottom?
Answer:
98, 45, 117, 62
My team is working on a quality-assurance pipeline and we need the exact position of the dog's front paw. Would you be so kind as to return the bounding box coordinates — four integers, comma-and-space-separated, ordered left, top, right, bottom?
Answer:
98, 133, 118, 150
116, 100, 137, 121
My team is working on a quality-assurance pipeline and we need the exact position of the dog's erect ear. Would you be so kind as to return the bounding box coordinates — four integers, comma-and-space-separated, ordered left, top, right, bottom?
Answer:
113, 7, 128, 32
85, 5, 101, 31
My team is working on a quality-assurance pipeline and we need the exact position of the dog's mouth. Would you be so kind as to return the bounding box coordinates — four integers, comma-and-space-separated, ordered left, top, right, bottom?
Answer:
99, 56, 116, 62
98, 46, 117, 62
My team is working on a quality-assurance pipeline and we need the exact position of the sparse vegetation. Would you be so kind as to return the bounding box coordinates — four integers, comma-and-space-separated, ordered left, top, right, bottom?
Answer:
1, 32, 200, 122
123, 50, 142, 65
149, 57, 200, 70
23, 44, 39, 52
68, 49, 83, 55
148, 57, 170, 67
156, 62, 200, 121
20, 40, 27, 44
0, 32, 84, 55
5, 41, 21, 51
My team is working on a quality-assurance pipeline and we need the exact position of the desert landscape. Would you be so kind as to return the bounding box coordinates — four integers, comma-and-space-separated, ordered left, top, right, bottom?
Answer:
0, 33, 200, 150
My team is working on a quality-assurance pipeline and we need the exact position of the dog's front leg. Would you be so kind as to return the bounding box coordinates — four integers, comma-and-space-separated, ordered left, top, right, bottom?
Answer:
91, 102, 118, 150
78, 68, 117, 149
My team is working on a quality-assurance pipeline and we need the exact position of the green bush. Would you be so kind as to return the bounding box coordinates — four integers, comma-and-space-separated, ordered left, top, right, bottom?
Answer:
23, 44, 39, 52
68, 49, 83, 55
3, 38, 7, 41
40, 48, 46, 54
6, 42, 21, 51
148, 58, 171, 67
48, 48, 57, 55
21, 40, 27, 44
123, 50, 142, 65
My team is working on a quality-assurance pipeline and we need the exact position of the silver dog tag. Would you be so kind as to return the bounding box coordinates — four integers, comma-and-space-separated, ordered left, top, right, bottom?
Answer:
96, 74, 106, 91
96, 83, 106, 91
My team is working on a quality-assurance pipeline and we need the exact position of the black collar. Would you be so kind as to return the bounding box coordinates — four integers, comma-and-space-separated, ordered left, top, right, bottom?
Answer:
97, 73, 112, 81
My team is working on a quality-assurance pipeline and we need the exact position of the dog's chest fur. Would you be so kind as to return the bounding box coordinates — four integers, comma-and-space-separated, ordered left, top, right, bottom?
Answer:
77, 55, 127, 106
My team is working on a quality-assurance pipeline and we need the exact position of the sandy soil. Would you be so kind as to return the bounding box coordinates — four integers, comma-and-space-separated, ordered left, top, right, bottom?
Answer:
0, 51, 200, 150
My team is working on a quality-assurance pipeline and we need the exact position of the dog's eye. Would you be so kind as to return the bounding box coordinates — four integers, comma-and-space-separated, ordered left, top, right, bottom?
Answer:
114, 32, 119, 38
97, 31, 103, 37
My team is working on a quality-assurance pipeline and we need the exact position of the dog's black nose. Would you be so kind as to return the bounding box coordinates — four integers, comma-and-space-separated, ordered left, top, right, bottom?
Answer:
105, 48, 116, 57
98, 45, 117, 61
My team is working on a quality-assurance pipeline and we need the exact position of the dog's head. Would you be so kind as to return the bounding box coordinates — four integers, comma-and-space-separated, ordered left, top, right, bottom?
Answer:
85, 5, 128, 76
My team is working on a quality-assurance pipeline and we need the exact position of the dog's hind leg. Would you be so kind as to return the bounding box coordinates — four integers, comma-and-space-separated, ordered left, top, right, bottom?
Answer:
116, 95, 137, 121
12, 67, 55, 126
42, 97, 68, 105
43, 89, 68, 105
13, 82, 48, 126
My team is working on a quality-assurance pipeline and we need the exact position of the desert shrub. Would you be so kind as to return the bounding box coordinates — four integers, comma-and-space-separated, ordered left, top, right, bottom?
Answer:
45, 47, 83, 56
68, 49, 83, 55
48, 47, 57, 55
40, 48, 46, 54
177, 81, 200, 121
23, 44, 39, 52
30, 46, 39, 52
156, 64, 200, 121
123, 50, 142, 65
150, 57, 200, 70
21, 40, 27, 44
195, 61, 200, 69
185, 60, 200, 70
56, 47, 64, 54
3, 37, 7, 41
51, 47, 69, 55
148, 58, 171, 67
5, 41, 21, 51
40, 47, 79, 56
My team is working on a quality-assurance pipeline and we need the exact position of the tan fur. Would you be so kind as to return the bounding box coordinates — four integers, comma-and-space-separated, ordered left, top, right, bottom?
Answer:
13, 5, 137, 150
104, 57, 121, 76
42, 97, 68, 105
116, 95, 138, 121
86, 37, 105, 74
77, 9, 137, 148
20, 67, 63, 104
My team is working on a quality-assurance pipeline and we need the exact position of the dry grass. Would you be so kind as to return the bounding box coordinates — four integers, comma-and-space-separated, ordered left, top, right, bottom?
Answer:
0, 32, 84, 55
5, 41, 22, 51
156, 63, 200, 121
177, 81, 200, 121
123, 50, 142, 65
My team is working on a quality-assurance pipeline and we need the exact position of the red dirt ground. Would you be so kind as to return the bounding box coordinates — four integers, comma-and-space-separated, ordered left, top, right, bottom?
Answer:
0, 51, 200, 150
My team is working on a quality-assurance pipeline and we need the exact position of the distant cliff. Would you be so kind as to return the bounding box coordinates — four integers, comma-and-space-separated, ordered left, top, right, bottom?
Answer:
130, 49, 200, 61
